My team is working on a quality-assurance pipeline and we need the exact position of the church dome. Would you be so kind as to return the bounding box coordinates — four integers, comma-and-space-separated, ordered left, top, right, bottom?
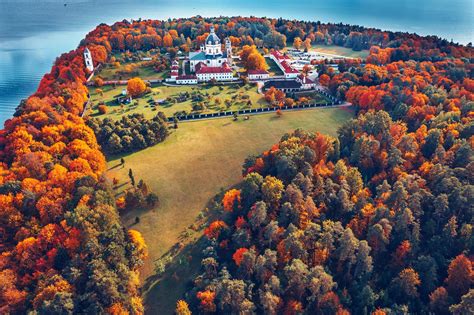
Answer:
206, 27, 220, 45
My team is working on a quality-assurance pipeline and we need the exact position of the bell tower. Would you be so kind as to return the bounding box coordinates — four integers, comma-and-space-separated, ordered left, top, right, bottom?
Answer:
84, 47, 94, 72
225, 37, 232, 64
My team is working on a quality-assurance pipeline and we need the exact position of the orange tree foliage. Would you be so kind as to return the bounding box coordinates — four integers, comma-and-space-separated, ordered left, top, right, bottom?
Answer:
127, 77, 147, 97
445, 254, 473, 299
232, 247, 249, 266
0, 29, 146, 314
240, 45, 268, 71
222, 188, 241, 212
204, 220, 227, 239
264, 86, 286, 106
175, 300, 192, 315
196, 290, 216, 313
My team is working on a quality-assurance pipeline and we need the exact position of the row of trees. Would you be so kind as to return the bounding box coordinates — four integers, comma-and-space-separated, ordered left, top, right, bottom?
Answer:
83, 16, 470, 58
0, 37, 146, 315
87, 113, 169, 155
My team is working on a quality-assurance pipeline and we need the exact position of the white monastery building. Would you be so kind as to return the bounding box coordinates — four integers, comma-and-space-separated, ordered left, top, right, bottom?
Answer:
247, 69, 270, 81
195, 62, 233, 82
168, 27, 234, 84
189, 26, 232, 72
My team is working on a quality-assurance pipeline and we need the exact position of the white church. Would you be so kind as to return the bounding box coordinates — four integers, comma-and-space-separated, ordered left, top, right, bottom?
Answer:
168, 27, 234, 84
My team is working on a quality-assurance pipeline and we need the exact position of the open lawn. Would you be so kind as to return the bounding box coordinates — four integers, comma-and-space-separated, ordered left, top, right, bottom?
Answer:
106, 106, 353, 314
89, 83, 269, 120
265, 56, 284, 76
285, 44, 369, 59
96, 60, 168, 81
310, 44, 369, 58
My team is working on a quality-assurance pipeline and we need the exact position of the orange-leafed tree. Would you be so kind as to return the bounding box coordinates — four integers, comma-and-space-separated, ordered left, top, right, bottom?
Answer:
222, 189, 241, 212
232, 248, 249, 266
175, 300, 192, 315
429, 287, 450, 314
319, 74, 330, 87
127, 77, 147, 97
445, 254, 473, 299
128, 229, 148, 262
204, 220, 227, 239
197, 290, 216, 313
392, 240, 411, 267
163, 33, 173, 47
0, 269, 27, 313
240, 45, 267, 71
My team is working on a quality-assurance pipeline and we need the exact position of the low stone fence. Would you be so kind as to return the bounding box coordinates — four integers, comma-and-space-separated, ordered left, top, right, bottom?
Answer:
166, 99, 344, 123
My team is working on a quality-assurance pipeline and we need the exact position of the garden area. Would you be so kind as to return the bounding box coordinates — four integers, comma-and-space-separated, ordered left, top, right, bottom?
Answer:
88, 83, 269, 120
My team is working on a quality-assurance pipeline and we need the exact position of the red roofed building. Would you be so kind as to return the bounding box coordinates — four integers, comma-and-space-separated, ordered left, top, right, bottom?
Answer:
280, 60, 299, 78
176, 75, 198, 85
168, 59, 181, 81
269, 50, 299, 78
195, 61, 233, 82
247, 69, 270, 81
271, 50, 290, 61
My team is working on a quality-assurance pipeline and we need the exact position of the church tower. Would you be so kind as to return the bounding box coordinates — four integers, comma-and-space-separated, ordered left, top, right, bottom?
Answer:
84, 47, 94, 72
205, 26, 222, 57
225, 37, 232, 64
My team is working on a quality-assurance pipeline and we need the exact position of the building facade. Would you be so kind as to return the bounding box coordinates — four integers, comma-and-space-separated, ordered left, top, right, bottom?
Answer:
195, 62, 233, 82
176, 75, 198, 85
167, 27, 234, 84
189, 26, 232, 73
248, 69, 270, 81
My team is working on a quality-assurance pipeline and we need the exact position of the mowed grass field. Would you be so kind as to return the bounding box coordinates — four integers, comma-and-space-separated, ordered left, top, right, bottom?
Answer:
284, 44, 369, 59
264, 57, 284, 75
310, 45, 369, 58
97, 61, 167, 81
106, 106, 353, 313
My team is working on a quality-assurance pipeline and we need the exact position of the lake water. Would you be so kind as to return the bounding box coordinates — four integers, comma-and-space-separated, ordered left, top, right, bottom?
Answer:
0, 0, 472, 125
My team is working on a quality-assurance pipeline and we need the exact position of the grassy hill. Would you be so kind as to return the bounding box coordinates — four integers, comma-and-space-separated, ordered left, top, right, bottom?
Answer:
106, 106, 353, 313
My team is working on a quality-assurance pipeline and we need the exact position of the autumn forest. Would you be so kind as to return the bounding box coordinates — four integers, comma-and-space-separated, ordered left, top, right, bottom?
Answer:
0, 15, 473, 315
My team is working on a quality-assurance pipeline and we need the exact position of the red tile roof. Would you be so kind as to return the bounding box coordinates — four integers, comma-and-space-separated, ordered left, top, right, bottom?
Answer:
271, 50, 290, 60
196, 66, 232, 74
177, 75, 197, 80
248, 69, 269, 75
281, 60, 299, 74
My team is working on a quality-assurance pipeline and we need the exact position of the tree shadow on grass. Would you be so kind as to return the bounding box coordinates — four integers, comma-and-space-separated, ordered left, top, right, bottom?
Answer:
140, 190, 231, 314
108, 163, 124, 171
142, 236, 207, 315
